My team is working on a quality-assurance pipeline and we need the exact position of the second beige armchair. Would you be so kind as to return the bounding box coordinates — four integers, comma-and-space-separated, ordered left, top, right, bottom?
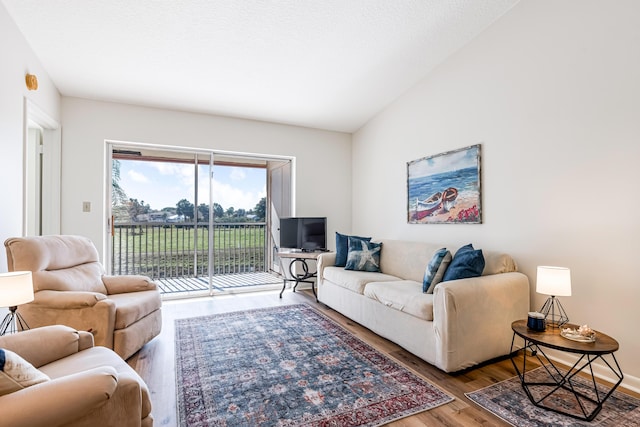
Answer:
4, 235, 162, 360
0, 325, 153, 426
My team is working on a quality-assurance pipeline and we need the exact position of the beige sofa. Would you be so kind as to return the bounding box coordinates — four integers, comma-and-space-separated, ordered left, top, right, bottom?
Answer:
317, 239, 530, 372
0, 325, 153, 427
5, 235, 162, 360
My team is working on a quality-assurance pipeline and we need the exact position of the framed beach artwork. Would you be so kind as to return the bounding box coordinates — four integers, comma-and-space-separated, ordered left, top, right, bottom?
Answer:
407, 144, 482, 224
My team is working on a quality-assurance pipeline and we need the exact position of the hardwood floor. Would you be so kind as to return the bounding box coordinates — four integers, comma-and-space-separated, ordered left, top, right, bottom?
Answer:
128, 289, 638, 426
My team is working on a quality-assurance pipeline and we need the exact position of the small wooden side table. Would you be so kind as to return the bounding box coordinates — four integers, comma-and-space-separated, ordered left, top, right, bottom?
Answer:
510, 319, 623, 421
277, 251, 327, 301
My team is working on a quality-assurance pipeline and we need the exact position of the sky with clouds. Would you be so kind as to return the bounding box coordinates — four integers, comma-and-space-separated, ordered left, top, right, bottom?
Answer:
408, 145, 479, 179
117, 160, 266, 211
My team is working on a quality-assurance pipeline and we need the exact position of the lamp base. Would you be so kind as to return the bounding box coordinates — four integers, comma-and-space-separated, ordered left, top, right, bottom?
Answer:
539, 296, 569, 328
0, 306, 30, 335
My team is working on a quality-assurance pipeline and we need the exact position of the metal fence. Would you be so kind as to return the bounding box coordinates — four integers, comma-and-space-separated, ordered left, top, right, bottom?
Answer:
111, 222, 267, 279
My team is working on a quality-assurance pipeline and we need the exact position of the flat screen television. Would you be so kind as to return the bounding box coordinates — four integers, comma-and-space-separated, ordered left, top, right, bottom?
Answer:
279, 217, 327, 251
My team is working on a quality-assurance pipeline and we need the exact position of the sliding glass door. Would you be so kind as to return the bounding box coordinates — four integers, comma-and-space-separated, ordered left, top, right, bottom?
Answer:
109, 147, 213, 295
107, 142, 289, 298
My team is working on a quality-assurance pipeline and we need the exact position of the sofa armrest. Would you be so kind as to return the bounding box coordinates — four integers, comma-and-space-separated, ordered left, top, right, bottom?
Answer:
317, 252, 336, 283
432, 272, 530, 372
31, 290, 107, 308
0, 325, 91, 368
102, 274, 158, 295
0, 366, 118, 427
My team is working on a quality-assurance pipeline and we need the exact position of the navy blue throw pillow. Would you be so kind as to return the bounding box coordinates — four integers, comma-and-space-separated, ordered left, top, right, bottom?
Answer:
335, 232, 371, 267
345, 238, 382, 272
442, 244, 485, 282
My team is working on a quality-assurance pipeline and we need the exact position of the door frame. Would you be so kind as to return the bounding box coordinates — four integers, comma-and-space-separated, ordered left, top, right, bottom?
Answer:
23, 98, 61, 236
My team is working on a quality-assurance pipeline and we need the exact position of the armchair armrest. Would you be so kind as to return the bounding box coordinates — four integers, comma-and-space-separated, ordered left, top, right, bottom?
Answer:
21, 292, 116, 350
0, 325, 91, 368
102, 274, 158, 295
0, 366, 118, 427
432, 272, 530, 372
78, 330, 95, 351
32, 290, 107, 308
317, 252, 336, 283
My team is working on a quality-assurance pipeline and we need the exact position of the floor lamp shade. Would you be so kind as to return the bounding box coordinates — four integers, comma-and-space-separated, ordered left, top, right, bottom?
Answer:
0, 271, 35, 307
0, 271, 34, 335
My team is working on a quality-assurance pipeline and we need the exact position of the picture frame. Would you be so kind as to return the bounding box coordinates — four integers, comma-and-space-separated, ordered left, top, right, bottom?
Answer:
407, 144, 482, 224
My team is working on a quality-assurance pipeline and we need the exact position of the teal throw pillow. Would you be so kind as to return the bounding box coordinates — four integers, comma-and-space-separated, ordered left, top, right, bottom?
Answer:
344, 238, 382, 272
442, 243, 485, 282
335, 232, 371, 267
423, 248, 452, 293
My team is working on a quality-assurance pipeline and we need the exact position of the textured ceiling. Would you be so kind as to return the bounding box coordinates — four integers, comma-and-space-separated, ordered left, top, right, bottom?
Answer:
3, 0, 519, 132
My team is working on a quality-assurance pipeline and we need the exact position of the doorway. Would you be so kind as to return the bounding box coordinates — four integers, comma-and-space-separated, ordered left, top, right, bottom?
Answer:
24, 99, 61, 236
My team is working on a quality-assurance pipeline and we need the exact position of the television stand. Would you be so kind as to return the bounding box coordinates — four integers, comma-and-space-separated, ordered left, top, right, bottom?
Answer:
277, 251, 326, 301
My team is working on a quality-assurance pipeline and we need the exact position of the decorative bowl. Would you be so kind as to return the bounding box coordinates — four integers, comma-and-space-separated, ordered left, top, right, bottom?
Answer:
561, 325, 596, 343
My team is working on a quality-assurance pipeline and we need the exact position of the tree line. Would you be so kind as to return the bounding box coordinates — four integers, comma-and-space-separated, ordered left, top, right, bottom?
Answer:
112, 160, 266, 223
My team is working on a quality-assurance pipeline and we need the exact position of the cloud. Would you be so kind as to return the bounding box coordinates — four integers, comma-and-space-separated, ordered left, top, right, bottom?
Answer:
151, 163, 194, 184
409, 146, 479, 178
127, 170, 149, 183
201, 178, 261, 211
229, 168, 246, 181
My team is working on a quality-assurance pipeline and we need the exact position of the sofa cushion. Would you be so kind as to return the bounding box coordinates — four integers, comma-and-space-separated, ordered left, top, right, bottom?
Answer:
335, 232, 371, 267
363, 281, 434, 321
423, 248, 452, 293
482, 251, 518, 275
379, 239, 444, 283
0, 348, 50, 396
345, 238, 382, 272
443, 244, 485, 282
323, 266, 400, 294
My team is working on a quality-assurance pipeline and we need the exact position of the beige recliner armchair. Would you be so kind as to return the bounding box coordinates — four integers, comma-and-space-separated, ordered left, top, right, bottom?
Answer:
0, 325, 153, 427
4, 235, 162, 360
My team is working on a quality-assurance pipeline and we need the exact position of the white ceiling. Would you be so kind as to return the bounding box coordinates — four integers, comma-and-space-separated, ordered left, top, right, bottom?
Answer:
3, 0, 519, 133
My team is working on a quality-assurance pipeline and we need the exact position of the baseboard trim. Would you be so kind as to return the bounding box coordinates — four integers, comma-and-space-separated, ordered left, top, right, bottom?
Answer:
546, 350, 639, 394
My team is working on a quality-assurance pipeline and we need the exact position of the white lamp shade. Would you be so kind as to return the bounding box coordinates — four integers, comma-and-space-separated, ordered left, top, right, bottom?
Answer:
536, 266, 571, 296
0, 271, 35, 307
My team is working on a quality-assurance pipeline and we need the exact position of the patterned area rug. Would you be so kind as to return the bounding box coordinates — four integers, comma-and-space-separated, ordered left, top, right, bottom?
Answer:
175, 303, 453, 426
466, 367, 640, 426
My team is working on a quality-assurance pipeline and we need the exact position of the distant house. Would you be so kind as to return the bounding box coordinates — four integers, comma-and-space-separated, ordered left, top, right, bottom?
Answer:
134, 212, 167, 222
148, 212, 167, 222
166, 214, 185, 223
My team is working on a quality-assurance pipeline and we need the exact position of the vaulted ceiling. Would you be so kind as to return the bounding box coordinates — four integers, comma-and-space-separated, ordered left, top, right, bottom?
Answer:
3, 0, 519, 132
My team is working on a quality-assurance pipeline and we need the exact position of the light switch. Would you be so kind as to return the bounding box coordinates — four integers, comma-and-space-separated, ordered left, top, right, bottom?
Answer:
82, 201, 91, 212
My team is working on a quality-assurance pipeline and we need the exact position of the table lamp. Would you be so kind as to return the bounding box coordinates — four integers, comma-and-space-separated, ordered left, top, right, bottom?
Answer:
536, 266, 571, 327
0, 271, 35, 335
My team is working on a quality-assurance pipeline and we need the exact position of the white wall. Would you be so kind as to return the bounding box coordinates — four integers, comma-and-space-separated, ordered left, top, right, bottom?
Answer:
60, 98, 351, 257
0, 4, 61, 271
353, 0, 640, 386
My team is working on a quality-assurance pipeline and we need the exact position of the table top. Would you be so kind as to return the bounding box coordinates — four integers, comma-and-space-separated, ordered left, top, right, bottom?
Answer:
512, 319, 619, 355
277, 250, 330, 259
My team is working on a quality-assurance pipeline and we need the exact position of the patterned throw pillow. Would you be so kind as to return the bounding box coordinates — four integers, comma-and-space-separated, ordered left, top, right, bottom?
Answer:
335, 232, 371, 267
423, 248, 453, 293
0, 348, 50, 396
442, 243, 485, 282
344, 238, 382, 272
